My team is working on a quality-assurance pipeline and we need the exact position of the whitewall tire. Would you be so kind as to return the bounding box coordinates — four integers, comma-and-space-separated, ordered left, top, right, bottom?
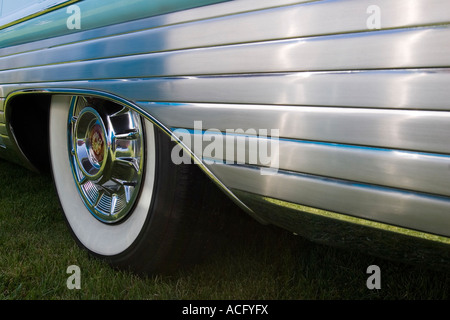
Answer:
49, 95, 237, 273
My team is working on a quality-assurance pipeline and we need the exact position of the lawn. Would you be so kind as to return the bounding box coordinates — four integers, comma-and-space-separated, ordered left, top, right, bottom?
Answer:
0, 159, 449, 301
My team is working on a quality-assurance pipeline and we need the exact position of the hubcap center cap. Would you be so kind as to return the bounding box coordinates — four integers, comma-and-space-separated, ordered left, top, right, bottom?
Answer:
89, 124, 105, 163
74, 107, 108, 180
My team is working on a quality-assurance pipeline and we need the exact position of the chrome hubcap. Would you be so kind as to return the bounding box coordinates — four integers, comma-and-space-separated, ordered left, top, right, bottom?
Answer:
69, 97, 145, 223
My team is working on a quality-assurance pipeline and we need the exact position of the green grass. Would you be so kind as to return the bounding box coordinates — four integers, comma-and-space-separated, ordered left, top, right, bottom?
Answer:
0, 159, 449, 300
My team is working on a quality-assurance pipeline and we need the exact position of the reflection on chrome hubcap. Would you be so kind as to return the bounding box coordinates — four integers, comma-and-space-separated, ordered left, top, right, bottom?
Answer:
69, 97, 145, 223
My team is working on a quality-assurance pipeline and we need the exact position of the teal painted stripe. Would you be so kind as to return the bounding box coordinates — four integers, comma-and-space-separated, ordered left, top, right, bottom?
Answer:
0, 0, 78, 30
0, 0, 230, 49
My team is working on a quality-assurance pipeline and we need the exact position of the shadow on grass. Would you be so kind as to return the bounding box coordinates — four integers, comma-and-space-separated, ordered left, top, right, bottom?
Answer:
1, 159, 449, 300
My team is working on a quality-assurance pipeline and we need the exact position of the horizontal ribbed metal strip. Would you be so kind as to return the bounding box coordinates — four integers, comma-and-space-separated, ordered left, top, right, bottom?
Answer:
1, 0, 449, 70
0, 68, 449, 110
188, 132, 450, 198
142, 102, 450, 154
1, 25, 449, 84
135, 70, 447, 109
0, 0, 315, 57
209, 163, 450, 237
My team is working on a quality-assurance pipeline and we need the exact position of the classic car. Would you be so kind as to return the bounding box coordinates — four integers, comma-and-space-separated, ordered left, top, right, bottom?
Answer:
1, 0, 450, 273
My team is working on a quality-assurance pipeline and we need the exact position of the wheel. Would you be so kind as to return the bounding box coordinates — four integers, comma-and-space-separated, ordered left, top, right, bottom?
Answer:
49, 95, 235, 274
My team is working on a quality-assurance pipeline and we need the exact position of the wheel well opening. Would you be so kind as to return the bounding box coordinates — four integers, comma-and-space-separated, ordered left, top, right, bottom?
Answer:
8, 94, 52, 172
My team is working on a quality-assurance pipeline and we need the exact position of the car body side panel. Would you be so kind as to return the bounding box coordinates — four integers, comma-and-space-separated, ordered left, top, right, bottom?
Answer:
0, 0, 231, 47
1, 0, 450, 242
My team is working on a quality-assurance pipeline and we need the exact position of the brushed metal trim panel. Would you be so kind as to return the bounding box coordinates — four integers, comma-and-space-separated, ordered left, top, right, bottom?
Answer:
2, 0, 450, 72
1, 68, 449, 110
131, 70, 450, 110
209, 163, 450, 237
189, 132, 450, 197
1, 26, 450, 84
1, 68, 450, 111
144, 102, 450, 154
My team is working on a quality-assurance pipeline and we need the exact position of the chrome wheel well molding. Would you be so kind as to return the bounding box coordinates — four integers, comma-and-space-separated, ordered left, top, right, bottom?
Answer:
4, 88, 258, 219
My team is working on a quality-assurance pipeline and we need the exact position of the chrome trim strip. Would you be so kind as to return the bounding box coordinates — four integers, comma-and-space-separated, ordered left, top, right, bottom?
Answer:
2, 88, 259, 219
1, 69, 449, 110
1, 26, 450, 84
187, 132, 450, 198
208, 163, 450, 237
142, 102, 450, 155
